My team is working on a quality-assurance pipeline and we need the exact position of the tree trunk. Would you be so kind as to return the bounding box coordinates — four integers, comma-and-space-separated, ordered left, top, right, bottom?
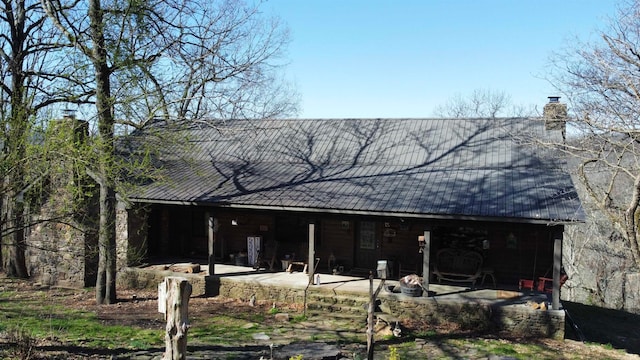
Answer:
625, 174, 640, 269
2, 7, 29, 279
96, 181, 116, 304
89, 0, 117, 304
2, 193, 29, 278
163, 277, 192, 360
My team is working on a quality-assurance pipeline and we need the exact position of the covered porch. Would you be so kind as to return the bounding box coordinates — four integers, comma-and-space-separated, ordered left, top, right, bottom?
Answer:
119, 204, 568, 309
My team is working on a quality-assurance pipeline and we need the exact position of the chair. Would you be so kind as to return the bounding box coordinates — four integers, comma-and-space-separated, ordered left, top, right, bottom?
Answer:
537, 274, 568, 293
519, 279, 534, 291
480, 268, 496, 288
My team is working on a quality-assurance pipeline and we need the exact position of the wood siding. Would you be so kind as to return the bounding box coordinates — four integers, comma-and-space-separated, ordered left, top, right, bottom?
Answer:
144, 205, 557, 288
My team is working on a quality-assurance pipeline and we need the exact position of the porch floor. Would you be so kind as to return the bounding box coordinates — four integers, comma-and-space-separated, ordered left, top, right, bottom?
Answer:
147, 262, 552, 307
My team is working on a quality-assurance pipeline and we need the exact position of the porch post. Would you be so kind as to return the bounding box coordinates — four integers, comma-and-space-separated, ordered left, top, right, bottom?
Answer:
208, 216, 217, 276
422, 228, 431, 295
308, 222, 315, 285
552, 231, 562, 310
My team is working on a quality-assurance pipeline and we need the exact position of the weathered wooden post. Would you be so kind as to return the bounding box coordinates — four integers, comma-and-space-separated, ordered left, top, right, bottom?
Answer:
308, 222, 315, 283
552, 231, 562, 310
366, 272, 375, 360
366, 272, 386, 360
208, 216, 217, 276
421, 228, 431, 295
160, 277, 192, 360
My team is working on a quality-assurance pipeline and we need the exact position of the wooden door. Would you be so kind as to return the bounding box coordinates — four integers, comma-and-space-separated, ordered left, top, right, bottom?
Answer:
355, 221, 379, 270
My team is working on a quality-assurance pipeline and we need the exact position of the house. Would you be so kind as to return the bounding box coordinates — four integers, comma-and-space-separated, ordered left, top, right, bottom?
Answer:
116, 98, 584, 307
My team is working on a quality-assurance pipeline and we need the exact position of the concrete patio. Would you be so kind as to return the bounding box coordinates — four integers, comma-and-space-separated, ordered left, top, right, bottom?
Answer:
122, 262, 551, 305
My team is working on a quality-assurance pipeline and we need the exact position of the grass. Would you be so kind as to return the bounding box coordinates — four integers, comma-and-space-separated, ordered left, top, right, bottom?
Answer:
188, 315, 271, 344
0, 291, 163, 350
0, 277, 638, 359
0, 282, 162, 350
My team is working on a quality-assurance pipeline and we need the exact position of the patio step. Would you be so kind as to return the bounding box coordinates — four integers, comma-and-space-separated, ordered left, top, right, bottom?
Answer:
306, 307, 367, 321
306, 293, 370, 308
305, 300, 368, 315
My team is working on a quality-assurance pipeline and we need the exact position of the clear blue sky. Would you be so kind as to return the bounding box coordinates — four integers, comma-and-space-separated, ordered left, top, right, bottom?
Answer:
264, 1, 618, 118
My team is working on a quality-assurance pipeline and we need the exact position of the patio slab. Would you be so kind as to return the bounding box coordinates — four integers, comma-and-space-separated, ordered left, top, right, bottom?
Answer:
149, 262, 550, 306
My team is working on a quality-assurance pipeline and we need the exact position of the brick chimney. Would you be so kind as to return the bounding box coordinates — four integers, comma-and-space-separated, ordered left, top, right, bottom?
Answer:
543, 96, 567, 140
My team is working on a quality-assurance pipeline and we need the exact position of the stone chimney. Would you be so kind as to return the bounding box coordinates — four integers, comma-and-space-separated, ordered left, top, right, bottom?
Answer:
55, 109, 88, 142
543, 96, 567, 141
543, 96, 567, 129
62, 108, 76, 120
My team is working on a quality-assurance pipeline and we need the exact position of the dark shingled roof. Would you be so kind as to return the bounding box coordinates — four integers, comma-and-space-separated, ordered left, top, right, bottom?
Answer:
121, 118, 585, 224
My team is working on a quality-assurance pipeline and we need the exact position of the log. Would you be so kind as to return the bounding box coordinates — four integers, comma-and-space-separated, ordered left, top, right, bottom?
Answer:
169, 263, 201, 274
163, 277, 192, 360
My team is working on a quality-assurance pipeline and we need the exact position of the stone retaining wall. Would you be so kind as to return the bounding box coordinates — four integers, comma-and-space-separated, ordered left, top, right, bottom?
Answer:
118, 268, 564, 339
117, 267, 208, 297
378, 294, 564, 339
207, 277, 308, 304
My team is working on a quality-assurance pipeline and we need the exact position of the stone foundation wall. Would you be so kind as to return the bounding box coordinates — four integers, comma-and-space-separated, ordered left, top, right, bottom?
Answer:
378, 295, 564, 339
119, 268, 565, 339
209, 277, 308, 304
116, 203, 149, 271
26, 214, 97, 288
117, 267, 207, 297
492, 306, 565, 339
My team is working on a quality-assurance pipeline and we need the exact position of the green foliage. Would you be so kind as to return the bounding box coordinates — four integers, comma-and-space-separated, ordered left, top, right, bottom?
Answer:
411, 329, 437, 338
387, 345, 399, 360
290, 314, 307, 323
24, 120, 96, 222
289, 355, 303, 360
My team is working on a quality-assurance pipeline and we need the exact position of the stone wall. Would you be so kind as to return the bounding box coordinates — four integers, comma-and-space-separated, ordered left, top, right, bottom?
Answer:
26, 220, 96, 287
116, 203, 149, 270
25, 118, 98, 288
562, 195, 640, 313
117, 267, 208, 297
491, 306, 565, 339
625, 273, 640, 314
378, 295, 565, 339
118, 267, 565, 339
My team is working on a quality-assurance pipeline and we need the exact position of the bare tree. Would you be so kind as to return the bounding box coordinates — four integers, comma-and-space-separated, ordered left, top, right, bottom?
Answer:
41, 0, 297, 303
41, 0, 164, 303
549, 0, 640, 270
115, 0, 298, 130
433, 89, 534, 118
0, 0, 86, 277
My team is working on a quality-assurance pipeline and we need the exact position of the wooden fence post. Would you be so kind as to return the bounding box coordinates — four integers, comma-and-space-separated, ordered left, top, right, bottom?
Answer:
366, 272, 386, 360
366, 273, 375, 360
162, 277, 192, 360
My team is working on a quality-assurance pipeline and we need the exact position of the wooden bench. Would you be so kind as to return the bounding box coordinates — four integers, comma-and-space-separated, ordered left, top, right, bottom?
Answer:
433, 248, 483, 287
286, 261, 307, 273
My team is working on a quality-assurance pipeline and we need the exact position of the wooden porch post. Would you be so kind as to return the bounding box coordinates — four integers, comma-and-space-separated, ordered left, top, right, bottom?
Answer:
552, 231, 563, 310
422, 229, 431, 295
208, 216, 217, 276
308, 222, 315, 284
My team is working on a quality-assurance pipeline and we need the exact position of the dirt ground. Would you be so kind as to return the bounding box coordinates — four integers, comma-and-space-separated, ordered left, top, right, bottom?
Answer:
2, 278, 640, 359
